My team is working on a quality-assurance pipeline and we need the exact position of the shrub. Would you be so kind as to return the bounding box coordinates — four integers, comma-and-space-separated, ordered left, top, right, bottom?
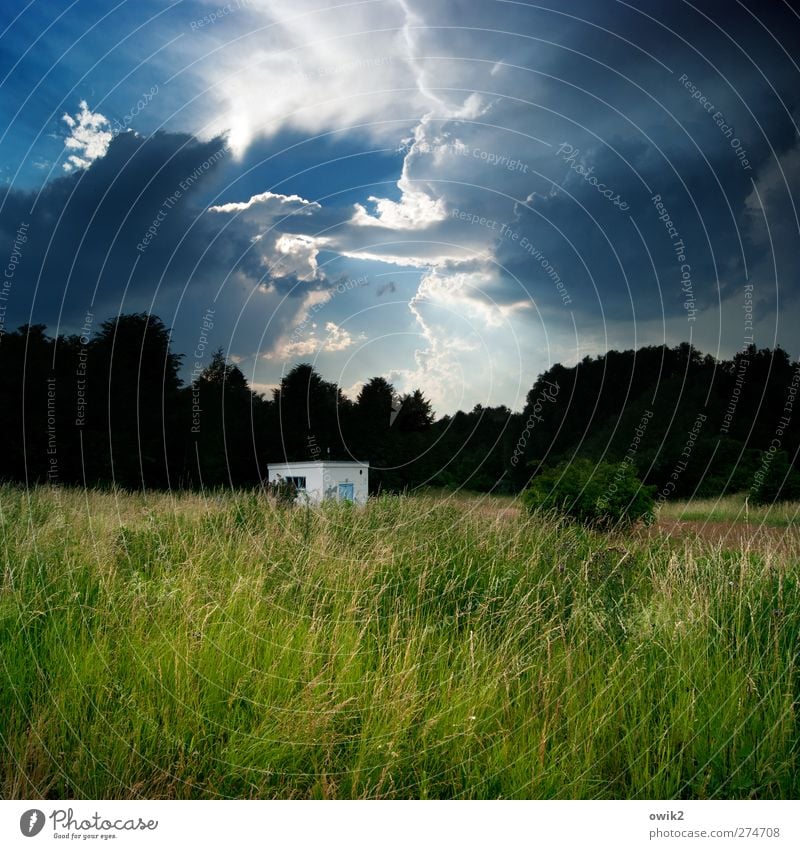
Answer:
266, 478, 298, 507
522, 458, 655, 528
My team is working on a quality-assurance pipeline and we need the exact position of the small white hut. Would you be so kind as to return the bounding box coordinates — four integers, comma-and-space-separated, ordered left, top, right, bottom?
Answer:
267, 460, 369, 505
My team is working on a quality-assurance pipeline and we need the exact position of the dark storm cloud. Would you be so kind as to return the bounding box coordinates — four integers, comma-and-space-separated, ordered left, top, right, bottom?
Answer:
402, 0, 800, 339
0, 131, 244, 329
0, 129, 338, 368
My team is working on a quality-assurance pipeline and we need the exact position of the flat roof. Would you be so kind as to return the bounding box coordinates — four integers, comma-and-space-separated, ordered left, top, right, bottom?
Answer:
268, 460, 369, 468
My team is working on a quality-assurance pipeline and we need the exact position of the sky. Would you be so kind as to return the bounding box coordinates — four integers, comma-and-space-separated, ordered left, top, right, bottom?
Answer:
1, 0, 799, 414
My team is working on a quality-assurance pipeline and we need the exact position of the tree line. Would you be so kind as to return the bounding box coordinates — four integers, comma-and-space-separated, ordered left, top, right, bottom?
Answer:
0, 313, 437, 491
0, 314, 798, 499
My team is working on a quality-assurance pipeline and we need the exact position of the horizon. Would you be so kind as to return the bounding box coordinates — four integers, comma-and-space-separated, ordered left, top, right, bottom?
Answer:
3, 312, 791, 421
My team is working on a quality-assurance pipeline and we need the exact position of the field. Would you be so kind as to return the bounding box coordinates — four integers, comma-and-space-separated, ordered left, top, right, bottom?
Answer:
1, 486, 798, 799
657, 494, 800, 528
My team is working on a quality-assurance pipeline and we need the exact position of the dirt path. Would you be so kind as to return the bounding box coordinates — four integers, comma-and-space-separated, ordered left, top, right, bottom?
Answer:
648, 519, 799, 552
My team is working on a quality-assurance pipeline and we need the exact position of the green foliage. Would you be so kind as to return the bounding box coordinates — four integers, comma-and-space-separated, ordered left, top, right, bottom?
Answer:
266, 477, 298, 507
750, 449, 800, 504
523, 458, 655, 527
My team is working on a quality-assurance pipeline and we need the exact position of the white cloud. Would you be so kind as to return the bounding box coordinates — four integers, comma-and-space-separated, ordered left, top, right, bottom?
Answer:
271, 233, 322, 279
185, 0, 421, 157
209, 188, 328, 281
351, 188, 445, 231
208, 189, 320, 216
391, 267, 533, 412
181, 0, 509, 159
414, 268, 530, 329
61, 101, 113, 172
264, 319, 364, 360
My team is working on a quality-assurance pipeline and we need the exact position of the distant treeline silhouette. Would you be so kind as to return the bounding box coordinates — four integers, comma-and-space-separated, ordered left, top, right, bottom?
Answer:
1, 314, 798, 499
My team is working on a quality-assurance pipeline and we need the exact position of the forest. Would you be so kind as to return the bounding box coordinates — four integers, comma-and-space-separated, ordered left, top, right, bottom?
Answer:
1, 312, 798, 500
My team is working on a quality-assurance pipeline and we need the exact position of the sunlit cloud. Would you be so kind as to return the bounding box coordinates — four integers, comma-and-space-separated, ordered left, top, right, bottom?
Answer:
263, 319, 365, 360
61, 100, 113, 172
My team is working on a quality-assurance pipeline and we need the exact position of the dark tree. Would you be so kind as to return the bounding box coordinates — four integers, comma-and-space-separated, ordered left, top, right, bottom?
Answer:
272, 363, 348, 460
357, 376, 395, 431
394, 388, 433, 432
86, 313, 183, 488
1, 316, 799, 501
354, 376, 397, 491
186, 349, 267, 487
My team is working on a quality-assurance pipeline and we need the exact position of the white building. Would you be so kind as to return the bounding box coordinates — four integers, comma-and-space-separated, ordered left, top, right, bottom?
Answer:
267, 460, 369, 505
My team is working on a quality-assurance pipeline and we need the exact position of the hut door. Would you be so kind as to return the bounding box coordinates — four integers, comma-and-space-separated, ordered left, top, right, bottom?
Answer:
338, 483, 354, 502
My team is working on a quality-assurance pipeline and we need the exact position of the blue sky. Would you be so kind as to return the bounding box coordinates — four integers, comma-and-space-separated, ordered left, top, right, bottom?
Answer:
1, 0, 799, 413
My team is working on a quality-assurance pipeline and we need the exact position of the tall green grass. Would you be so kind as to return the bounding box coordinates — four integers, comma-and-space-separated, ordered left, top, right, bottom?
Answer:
1, 486, 798, 798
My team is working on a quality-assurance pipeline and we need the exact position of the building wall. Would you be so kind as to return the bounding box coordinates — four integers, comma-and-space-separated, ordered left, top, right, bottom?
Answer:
318, 464, 369, 505
267, 463, 368, 505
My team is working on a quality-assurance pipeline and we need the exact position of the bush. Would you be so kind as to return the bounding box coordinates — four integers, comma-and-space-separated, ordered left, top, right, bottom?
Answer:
265, 478, 298, 507
522, 458, 655, 528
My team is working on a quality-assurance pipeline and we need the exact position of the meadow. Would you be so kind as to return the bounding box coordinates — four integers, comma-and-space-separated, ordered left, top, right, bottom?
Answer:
1, 486, 797, 799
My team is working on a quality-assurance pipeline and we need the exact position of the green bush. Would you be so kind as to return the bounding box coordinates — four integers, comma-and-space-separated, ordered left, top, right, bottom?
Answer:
265, 478, 298, 507
522, 458, 655, 528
